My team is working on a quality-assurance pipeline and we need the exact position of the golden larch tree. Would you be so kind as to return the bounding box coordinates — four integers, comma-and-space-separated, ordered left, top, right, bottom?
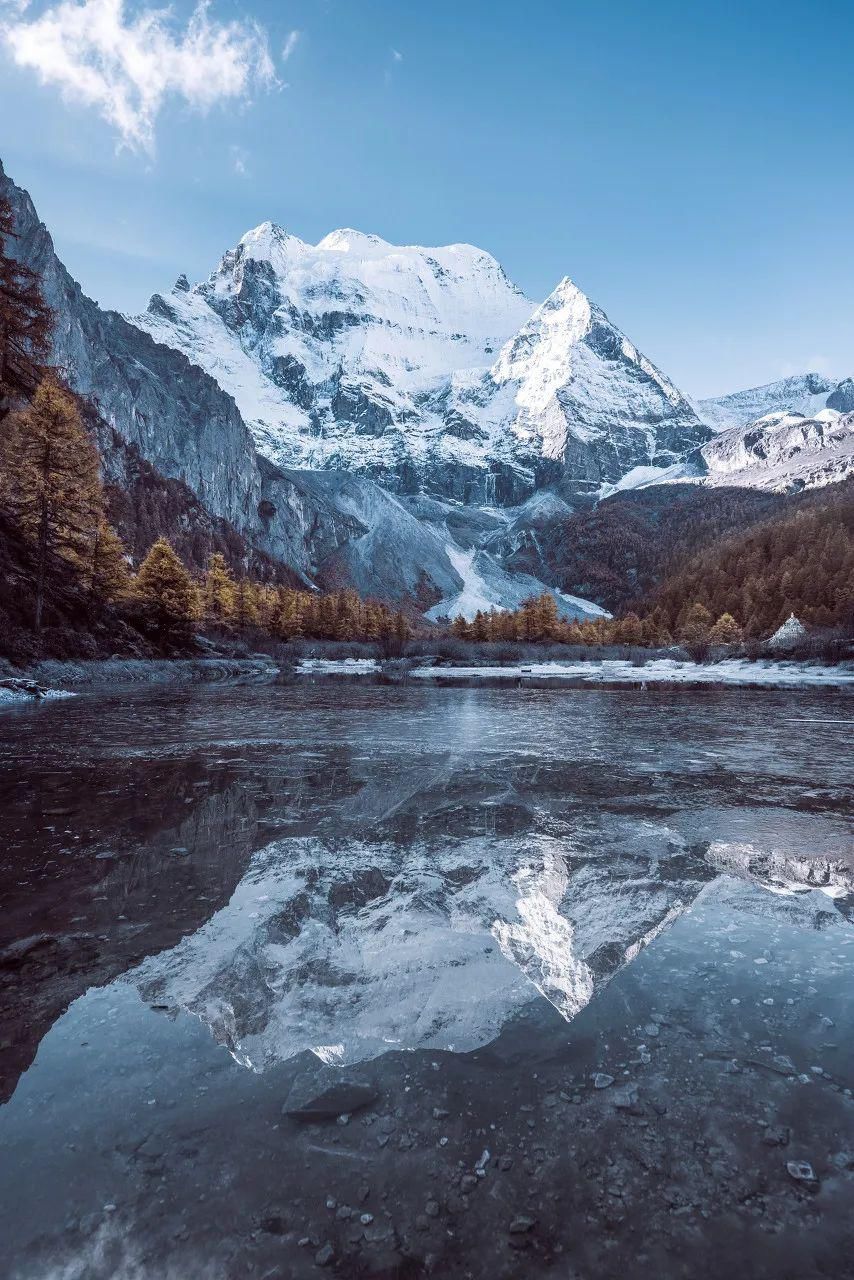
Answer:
0, 374, 103, 629
131, 537, 198, 649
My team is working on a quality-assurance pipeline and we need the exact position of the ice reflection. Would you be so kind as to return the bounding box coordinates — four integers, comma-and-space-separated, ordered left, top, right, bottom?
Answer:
131, 817, 853, 1069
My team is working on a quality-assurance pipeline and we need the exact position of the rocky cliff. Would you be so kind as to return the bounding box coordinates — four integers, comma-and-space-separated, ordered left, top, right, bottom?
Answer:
0, 160, 361, 586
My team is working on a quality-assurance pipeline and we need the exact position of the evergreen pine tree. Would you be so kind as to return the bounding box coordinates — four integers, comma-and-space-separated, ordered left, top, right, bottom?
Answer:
679, 602, 712, 643
394, 609, 410, 649
616, 611, 643, 645
232, 578, 259, 631
536, 593, 560, 641
471, 610, 488, 641
709, 612, 743, 644
86, 518, 131, 603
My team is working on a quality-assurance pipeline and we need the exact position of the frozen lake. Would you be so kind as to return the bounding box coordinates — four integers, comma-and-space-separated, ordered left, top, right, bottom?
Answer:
0, 683, 852, 1278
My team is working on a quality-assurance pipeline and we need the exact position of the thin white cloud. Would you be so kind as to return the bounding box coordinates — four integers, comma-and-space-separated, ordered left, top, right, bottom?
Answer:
384, 46, 403, 84
229, 142, 248, 176
282, 28, 300, 62
0, 0, 278, 154
777, 355, 836, 380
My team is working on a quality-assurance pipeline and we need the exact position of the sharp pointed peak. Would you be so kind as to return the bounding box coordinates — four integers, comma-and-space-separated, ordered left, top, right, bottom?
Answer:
232, 221, 309, 265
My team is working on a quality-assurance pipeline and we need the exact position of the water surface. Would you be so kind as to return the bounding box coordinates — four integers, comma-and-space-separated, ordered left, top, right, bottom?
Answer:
1, 684, 852, 1278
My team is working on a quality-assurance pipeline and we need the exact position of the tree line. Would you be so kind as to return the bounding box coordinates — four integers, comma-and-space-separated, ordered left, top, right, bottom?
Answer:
2, 184, 850, 659
445, 593, 744, 648
127, 542, 411, 651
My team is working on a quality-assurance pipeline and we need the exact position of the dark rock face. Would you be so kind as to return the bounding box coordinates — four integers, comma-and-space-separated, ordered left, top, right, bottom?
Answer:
268, 354, 315, 408
828, 378, 854, 413
420, 459, 537, 507
331, 381, 394, 436
284, 1083, 379, 1120
0, 160, 359, 586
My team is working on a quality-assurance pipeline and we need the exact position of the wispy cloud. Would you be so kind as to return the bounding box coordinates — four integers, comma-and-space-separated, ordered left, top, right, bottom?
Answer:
384, 45, 403, 84
282, 28, 300, 62
0, 0, 278, 154
777, 354, 836, 380
229, 142, 248, 176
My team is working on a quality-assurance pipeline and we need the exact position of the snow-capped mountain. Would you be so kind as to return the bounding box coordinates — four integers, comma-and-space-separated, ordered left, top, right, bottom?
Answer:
132, 226, 709, 504
698, 373, 854, 432
697, 408, 854, 492
133, 223, 533, 496
1, 159, 606, 617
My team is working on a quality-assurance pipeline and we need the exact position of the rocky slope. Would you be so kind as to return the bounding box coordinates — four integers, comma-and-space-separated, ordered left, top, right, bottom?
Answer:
132, 226, 710, 504
696, 409, 854, 492
6, 154, 852, 619
0, 160, 366, 588
698, 373, 854, 432
4, 160, 592, 614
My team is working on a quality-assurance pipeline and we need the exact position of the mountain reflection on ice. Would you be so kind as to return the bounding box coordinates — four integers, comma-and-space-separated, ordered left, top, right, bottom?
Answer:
132, 814, 853, 1069
1, 684, 853, 1280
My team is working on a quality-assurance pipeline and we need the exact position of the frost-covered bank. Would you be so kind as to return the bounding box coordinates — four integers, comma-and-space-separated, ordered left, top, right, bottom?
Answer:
0, 678, 75, 706
297, 656, 854, 688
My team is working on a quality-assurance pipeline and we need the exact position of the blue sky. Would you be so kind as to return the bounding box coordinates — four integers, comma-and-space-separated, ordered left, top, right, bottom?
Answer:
1, 0, 852, 397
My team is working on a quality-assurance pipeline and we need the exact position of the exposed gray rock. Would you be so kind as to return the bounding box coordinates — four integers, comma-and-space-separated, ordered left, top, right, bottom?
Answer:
0, 160, 361, 589
698, 373, 839, 431
129, 217, 710, 504
284, 1082, 379, 1121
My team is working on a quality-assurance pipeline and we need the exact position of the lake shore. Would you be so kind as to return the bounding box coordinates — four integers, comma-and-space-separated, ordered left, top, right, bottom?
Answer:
3, 651, 853, 705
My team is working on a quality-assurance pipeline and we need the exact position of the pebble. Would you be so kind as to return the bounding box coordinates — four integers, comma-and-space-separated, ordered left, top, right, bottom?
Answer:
786, 1160, 819, 1186
508, 1214, 537, 1234
314, 1243, 335, 1267
593, 1073, 615, 1090
762, 1126, 790, 1148
425, 1200, 440, 1218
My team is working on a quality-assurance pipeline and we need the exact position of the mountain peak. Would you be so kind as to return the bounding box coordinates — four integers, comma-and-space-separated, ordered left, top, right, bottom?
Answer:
236, 221, 308, 264
316, 228, 392, 255
535, 275, 597, 333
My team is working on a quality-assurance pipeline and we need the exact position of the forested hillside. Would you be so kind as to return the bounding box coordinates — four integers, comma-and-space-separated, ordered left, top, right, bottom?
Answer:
638, 478, 854, 637
542, 485, 786, 611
